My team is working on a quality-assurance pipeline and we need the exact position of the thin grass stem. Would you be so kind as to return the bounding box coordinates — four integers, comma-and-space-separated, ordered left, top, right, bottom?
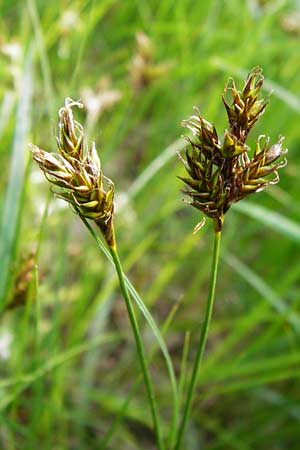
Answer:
108, 236, 165, 450
79, 214, 179, 437
174, 229, 221, 450
99, 302, 179, 449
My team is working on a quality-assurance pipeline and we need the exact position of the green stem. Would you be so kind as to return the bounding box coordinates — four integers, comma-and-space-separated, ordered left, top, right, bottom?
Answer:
174, 230, 221, 450
108, 242, 164, 450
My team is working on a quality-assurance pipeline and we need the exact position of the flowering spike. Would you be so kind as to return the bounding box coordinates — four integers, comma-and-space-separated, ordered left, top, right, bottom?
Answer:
178, 67, 287, 232
222, 66, 268, 143
30, 99, 115, 247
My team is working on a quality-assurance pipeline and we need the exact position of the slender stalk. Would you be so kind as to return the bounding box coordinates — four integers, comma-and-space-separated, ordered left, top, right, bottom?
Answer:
108, 238, 164, 450
174, 230, 221, 450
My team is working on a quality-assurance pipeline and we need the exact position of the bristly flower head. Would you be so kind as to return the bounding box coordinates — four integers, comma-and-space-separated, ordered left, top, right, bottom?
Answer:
178, 67, 287, 232
30, 98, 115, 246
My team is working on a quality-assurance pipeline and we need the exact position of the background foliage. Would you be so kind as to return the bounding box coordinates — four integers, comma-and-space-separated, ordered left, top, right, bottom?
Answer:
1, 0, 300, 449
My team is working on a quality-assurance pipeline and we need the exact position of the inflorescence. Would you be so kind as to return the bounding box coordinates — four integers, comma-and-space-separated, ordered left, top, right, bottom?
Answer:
178, 67, 287, 232
30, 98, 115, 246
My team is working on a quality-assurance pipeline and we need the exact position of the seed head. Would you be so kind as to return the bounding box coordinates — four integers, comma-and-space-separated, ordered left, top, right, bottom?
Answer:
178, 67, 287, 232
222, 67, 268, 143
30, 98, 115, 246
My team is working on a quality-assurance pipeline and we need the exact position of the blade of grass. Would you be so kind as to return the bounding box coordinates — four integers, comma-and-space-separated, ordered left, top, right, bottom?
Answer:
171, 331, 190, 448
0, 50, 33, 308
99, 302, 180, 449
233, 202, 300, 244
224, 251, 300, 333
108, 244, 165, 450
0, 332, 118, 410
202, 351, 300, 384
0, 91, 16, 139
27, 0, 54, 117
79, 215, 179, 445
206, 366, 300, 396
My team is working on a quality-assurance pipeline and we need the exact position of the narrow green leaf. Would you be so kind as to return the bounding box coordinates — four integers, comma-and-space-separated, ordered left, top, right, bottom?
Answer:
0, 91, 16, 139
27, 0, 54, 117
233, 201, 300, 244
79, 215, 179, 427
224, 251, 300, 333
0, 333, 118, 410
0, 50, 33, 307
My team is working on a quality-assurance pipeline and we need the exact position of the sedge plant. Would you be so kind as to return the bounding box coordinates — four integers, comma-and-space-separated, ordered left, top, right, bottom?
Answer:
30, 98, 165, 450
175, 67, 287, 450
31, 67, 287, 450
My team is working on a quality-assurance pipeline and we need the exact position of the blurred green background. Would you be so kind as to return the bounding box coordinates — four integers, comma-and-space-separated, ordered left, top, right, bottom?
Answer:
1, 0, 300, 449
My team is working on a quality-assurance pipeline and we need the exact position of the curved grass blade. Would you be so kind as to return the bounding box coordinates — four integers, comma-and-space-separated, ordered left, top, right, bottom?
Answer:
206, 366, 300, 396
79, 215, 179, 436
0, 333, 118, 410
0, 50, 33, 308
99, 302, 179, 449
224, 251, 300, 334
233, 202, 300, 244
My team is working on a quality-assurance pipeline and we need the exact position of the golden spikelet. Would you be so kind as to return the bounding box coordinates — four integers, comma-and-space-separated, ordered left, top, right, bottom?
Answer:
30, 98, 115, 246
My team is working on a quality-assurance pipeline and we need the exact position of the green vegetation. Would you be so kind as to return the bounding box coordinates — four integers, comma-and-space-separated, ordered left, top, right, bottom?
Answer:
1, 1, 300, 449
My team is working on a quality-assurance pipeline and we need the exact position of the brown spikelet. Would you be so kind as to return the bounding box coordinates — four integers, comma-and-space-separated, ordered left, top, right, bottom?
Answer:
222, 67, 268, 143
178, 67, 287, 232
30, 98, 115, 246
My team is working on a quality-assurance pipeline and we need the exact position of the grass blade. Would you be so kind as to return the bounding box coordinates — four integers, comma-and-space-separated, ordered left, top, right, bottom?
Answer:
79, 215, 179, 434
233, 201, 300, 244
0, 333, 118, 410
0, 50, 33, 307
224, 251, 300, 333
